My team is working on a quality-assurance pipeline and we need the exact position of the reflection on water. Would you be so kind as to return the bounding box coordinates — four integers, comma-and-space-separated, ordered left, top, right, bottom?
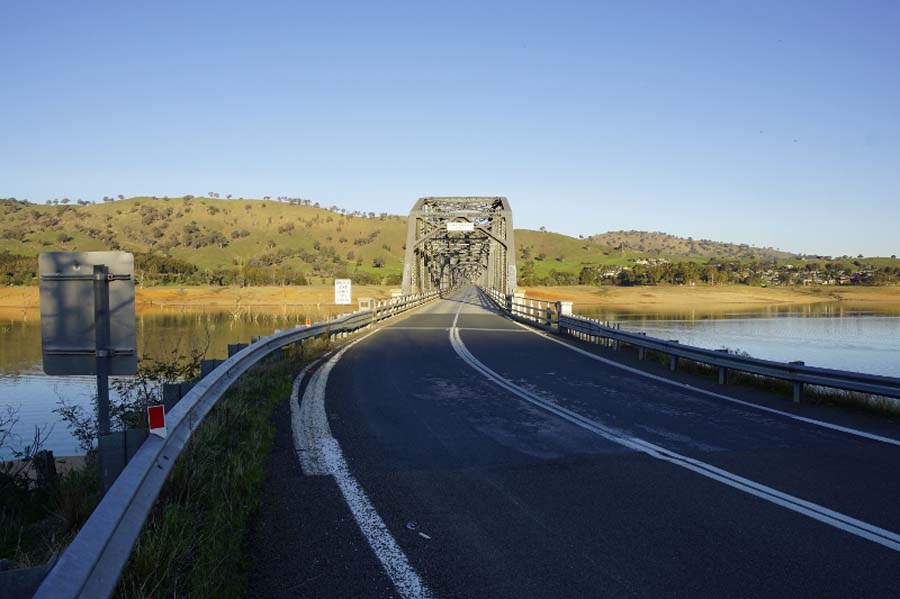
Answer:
575, 301, 900, 322
575, 303, 900, 378
0, 307, 347, 459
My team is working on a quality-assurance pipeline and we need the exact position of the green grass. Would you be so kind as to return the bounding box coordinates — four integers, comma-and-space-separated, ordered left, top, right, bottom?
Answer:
0, 197, 410, 277
113, 337, 330, 599
0, 459, 100, 568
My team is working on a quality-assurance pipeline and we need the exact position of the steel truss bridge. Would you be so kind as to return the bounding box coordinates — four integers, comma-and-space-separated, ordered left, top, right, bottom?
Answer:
401, 196, 517, 295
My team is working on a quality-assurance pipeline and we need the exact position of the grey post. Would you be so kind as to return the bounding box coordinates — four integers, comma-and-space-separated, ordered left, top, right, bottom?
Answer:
790, 361, 805, 402
668, 340, 680, 371
93, 265, 111, 436
715, 349, 729, 384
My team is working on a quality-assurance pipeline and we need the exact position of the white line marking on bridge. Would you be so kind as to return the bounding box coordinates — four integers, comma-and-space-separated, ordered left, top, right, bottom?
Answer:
449, 298, 900, 552
292, 336, 433, 599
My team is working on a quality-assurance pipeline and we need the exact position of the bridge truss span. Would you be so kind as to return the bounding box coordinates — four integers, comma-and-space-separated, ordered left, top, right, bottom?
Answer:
401, 196, 517, 295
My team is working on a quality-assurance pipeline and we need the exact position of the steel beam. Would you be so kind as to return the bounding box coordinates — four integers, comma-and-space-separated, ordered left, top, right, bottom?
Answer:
401, 197, 517, 295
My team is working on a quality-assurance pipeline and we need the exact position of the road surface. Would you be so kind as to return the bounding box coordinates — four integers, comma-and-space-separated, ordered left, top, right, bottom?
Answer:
248, 287, 900, 598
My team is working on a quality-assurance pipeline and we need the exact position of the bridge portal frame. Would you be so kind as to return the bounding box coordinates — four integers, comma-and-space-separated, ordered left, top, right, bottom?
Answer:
401, 196, 517, 295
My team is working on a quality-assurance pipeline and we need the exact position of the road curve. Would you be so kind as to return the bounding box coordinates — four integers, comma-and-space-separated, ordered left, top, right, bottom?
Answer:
249, 286, 900, 598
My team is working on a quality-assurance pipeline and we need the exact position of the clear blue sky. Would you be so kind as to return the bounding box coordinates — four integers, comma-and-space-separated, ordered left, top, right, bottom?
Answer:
2, 1, 898, 256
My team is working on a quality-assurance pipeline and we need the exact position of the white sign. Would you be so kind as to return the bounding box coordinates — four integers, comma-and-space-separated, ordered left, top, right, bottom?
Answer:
334, 278, 352, 305
446, 221, 475, 232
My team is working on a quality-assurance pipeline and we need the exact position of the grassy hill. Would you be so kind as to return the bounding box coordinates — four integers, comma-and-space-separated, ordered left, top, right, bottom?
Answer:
3, 196, 886, 286
590, 230, 799, 261
0, 196, 408, 283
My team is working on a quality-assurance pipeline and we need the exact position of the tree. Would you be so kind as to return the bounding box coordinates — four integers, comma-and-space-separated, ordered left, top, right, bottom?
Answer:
372, 256, 386, 268
117, 194, 124, 200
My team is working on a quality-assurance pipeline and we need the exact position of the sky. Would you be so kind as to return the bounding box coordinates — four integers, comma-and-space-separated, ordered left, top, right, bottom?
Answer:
2, 1, 898, 256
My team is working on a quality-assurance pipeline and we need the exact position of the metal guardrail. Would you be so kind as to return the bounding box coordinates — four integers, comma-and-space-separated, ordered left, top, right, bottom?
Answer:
482, 287, 900, 402
34, 291, 439, 599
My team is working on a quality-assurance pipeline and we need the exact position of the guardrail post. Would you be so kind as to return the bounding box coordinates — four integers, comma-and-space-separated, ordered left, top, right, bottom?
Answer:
714, 349, 729, 384
637, 333, 648, 360
789, 361, 805, 402
668, 340, 679, 371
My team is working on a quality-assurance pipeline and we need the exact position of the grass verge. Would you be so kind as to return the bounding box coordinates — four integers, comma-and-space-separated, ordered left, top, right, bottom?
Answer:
0, 461, 99, 568
113, 337, 330, 598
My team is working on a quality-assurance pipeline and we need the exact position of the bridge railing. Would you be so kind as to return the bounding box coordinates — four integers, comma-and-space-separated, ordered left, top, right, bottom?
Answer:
482, 287, 900, 402
35, 290, 440, 599
484, 287, 559, 329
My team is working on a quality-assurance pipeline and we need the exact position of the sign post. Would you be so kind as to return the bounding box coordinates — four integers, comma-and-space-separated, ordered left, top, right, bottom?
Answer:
40, 251, 137, 490
94, 264, 112, 436
334, 278, 352, 305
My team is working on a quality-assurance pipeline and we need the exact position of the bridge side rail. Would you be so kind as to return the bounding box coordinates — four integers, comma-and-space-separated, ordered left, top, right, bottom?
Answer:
481, 287, 900, 401
35, 290, 440, 599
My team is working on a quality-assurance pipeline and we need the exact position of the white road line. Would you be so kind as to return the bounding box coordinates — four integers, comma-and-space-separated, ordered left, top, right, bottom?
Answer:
473, 288, 900, 449
292, 335, 433, 599
448, 299, 900, 552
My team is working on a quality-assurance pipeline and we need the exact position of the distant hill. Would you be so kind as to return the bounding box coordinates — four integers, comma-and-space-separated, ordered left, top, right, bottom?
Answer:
0, 197, 819, 286
589, 230, 799, 261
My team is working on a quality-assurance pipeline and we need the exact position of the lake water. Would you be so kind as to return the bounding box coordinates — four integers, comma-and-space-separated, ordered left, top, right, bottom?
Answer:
2, 302, 899, 458
576, 303, 900, 378
0, 307, 341, 459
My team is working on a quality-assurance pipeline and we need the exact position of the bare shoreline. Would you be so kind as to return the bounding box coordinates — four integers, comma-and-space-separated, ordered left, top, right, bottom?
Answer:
523, 284, 900, 314
2, 284, 900, 316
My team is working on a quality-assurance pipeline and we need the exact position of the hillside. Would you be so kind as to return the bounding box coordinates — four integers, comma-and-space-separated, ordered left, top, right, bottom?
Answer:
3, 196, 883, 288
0, 196, 409, 284
0, 197, 653, 285
590, 230, 799, 261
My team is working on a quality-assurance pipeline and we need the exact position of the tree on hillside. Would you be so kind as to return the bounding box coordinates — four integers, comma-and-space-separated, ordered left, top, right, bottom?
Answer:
117, 194, 124, 200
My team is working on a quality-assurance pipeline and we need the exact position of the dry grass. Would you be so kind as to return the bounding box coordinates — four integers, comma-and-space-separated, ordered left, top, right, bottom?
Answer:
0, 284, 398, 314
523, 284, 900, 313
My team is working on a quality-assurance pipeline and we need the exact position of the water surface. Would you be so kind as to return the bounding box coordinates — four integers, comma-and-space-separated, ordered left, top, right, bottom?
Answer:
2, 302, 899, 458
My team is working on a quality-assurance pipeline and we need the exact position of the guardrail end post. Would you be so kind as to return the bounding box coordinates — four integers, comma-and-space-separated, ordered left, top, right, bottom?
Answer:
793, 381, 803, 403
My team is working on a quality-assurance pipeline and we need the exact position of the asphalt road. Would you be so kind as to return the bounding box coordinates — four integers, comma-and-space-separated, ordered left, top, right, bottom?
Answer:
248, 287, 900, 598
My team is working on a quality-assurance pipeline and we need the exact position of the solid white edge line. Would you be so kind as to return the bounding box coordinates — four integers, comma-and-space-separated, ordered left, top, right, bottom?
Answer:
292, 333, 434, 599
476, 289, 900, 449
449, 294, 900, 552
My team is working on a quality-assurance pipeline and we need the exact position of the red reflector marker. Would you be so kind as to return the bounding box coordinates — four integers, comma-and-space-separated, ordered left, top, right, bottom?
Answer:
148, 405, 167, 438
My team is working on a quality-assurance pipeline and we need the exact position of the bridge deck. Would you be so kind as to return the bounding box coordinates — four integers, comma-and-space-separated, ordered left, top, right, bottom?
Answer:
248, 287, 900, 598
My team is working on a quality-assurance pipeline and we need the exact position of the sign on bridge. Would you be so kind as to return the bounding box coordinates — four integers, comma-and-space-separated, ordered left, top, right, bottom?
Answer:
446, 221, 475, 232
